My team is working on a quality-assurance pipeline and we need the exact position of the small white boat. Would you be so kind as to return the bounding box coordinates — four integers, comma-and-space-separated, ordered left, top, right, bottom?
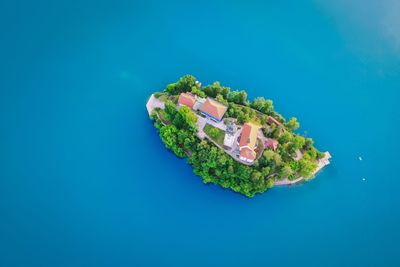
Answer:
358, 156, 363, 161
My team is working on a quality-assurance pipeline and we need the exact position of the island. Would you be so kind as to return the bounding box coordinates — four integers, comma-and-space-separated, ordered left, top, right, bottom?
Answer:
146, 75, 331, 197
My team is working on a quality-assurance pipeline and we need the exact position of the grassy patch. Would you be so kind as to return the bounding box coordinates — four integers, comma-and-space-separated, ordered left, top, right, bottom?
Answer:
157, 93, 169, 102
203, 124, 225, 146
153, 92, 163, 98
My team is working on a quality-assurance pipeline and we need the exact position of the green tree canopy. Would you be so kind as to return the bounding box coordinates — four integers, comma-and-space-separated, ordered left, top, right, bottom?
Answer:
227, 90, 248, 105
159, 125, 185, 157
165, 75, 197, 95
173, 106, 198, 132
164, 100, 177, 121
298, 159, 317, 179
285, 117, 300, 131
279, 165, 294, 179
191, 86, 206, 98
215, 94, 228, 105
251, 97, 274, 114
203, 81, 230, 98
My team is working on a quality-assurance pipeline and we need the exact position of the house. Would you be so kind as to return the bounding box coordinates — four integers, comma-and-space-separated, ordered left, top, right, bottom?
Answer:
178, 93, 196, 109
238, 123, 260, 163
265, 138, 279, 151
268, 116, 282, 126
200, 98, 228, 122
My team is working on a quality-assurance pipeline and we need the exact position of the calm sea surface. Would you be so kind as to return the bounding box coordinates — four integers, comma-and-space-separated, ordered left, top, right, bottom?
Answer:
1, 0, 399, 266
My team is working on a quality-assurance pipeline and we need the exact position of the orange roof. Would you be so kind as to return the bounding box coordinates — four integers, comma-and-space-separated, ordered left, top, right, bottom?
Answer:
240, 147, 256, 161
239, 123, 259, 149
200, 98, 227, 120
178, 93, 196, 109
265, 138, 279, 150
268, 116, 281, 126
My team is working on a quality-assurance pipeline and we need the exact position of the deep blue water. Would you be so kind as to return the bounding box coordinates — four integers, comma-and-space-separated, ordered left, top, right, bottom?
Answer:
1, 0, 399, 266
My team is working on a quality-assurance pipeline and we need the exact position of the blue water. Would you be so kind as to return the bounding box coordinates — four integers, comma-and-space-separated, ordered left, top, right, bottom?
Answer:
1, 0, 399, 266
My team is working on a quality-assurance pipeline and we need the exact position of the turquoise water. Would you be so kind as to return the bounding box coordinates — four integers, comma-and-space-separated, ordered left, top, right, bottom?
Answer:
1, 0, 399, 266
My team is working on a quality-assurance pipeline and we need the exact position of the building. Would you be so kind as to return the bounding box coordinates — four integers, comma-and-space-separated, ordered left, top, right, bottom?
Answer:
264, 138, 279, 151
268, 116, 282, 126
224, 134, 236, 150
192, 97, 206, 111
238, 123, 260, 163
200, 98, 228, 122
178, 93, 196, 109
225, 121, 238, 135
223, 121, 238, 150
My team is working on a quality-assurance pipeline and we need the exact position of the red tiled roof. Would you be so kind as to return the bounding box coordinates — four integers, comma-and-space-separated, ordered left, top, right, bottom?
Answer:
200, 98, 227, 120
240, 147, 256, 161
239, 123, 259, 149
265, 138, 279, 151
268, 116, 281, 126
178, 93, 196, 109
238, 123, 260, 161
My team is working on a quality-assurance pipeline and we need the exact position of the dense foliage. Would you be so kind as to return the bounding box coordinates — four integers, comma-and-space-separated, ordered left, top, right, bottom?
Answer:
151, 75, 325, 197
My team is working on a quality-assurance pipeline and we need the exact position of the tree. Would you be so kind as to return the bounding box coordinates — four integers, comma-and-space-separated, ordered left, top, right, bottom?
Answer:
292, 135, 305, 150
164, 100, 177, 121
159, 125, 177, 148
178, 106, 198, 132
251, 97, 274, 114
164, 83, 178, 95
260, 167, 271, 177
263, 150, 275, 161
265, 178, 274, 189
176, 75, 197, 92
164, 75, 197, 95
237, 111, 250, 124
227, 90, 247, 105
298, 159, 317, 179
279, 165, 294, 179
285, 117, 300, 131
227, 91, 239, 103
159, 125, 185, 157
215, 94, 228, 105
316, 151, 326, 160
251, 171, 263, 182
263, 150, 282, 167
191, 86, 206, 98
306, 147, 317, 160
203, 81, 230, 98
304, 138, 314, 150
278, 131, 292, 144
238, 90, 248, 105
176, 129, 198, 152
217, 153, 229, 166
260, 115, 269, 126
174, 106, 198, 132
